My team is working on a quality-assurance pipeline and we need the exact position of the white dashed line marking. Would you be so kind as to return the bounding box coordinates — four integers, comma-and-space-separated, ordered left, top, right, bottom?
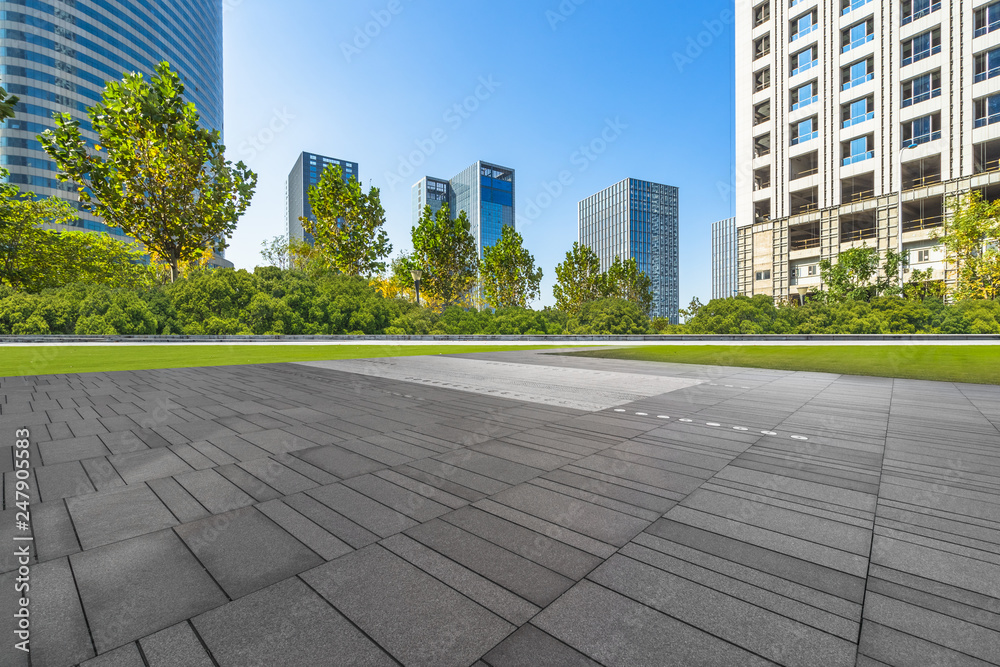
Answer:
734, 427, 749, 431
679, 419, 693, 423
706, 422, 721, 427
657, 415, 670, 419
614, 409, 626, 413
792, 435, 809, 441
636, 412, 648, 416
761, 431, 778, 436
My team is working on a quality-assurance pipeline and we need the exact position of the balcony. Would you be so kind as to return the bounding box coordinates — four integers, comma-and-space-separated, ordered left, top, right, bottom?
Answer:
975, 66, 1000, 84
843, 73, 873, 91
792, 24, 818, 42
791, 95, 818, 111
842, 172, 875, 203
842, 34, 874, 54
975, 19, 1000, 38
902, 88, 941, 108
843, 112, 874, 128
975, 113, 1000, 129
907, 173, 941, 189
843, 151, 874, 166
845, 188, 875, 203
902, 214, 944, 233
791, 131, 818, 146
755, 79, 771, 93
908, 131, 941, 146
841, 211, 877, 242
791, 59, 818, 77
791, 237, 821, 250
902, 45, 941, 67
842, 0, 871, 15
902, 1, 941, 26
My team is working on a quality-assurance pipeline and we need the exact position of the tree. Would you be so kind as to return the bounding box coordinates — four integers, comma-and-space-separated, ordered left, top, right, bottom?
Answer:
480, 225, 543, 309
553, 242, 603, 315
0, 78, 18, 123
260, 234, 317, 272
938, 191, 1000, 301
411, 204, 479, 307
601, 256, 655, 316
39, 61, 257, 282
569, 299, 651, 335
302, 164, 392, 277
819, 245, 906, 303
679, 296, 704, 323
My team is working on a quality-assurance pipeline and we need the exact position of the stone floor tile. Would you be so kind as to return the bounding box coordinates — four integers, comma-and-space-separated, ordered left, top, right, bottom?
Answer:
139, 622, 214, 667
67, 485, 178, 550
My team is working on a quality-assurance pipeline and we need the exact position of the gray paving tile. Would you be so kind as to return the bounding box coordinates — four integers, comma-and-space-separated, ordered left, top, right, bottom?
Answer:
176, 506, 323, 599
34, 460, 95, 502
12, 558, 94, 666
256, 499, 352, 561
343, 473, 451, 522
239, 458, 316, 495
109, 448, 193, 484
80, 642, 145, 667
283, 492, 380, 549
67, 485, 179, 550
295, 444, 386, 479
72, 529, 227, 653
194, 577, 396, 667
39, 435, 111, 465
306, 483, 417, 538
302, 545, 514, 667
481, 624, 601, 667
32, 499, 81, 562
139, 622, 214, 667
147, 476, 210, 523
175, 469, 255, 515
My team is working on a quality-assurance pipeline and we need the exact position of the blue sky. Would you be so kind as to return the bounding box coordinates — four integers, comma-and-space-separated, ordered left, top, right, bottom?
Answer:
222, 0, 737, 307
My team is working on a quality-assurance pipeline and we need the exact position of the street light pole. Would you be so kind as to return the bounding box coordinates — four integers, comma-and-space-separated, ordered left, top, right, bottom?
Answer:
897, 144, 919, 288
411, 269, 423, 307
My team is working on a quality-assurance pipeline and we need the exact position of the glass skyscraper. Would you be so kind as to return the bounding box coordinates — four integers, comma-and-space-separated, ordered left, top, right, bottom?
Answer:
0, 0, 224, 246
579, 178, 680, 323
412, 160, 515, 259
712, 217, 737, 300
286, 152, 358, 246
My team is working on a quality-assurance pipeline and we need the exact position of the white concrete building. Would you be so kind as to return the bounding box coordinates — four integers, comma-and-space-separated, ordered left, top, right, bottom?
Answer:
735, 0, 1000, 300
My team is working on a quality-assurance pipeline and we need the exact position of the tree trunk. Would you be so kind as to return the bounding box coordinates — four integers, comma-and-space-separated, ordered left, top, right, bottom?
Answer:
170, 259, 179, 283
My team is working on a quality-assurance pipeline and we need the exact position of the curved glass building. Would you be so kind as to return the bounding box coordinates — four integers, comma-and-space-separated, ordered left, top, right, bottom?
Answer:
0, 0, 223, 239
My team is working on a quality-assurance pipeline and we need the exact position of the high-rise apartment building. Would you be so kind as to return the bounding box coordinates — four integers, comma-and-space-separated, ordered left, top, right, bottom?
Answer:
0, 0, 228, 263
712, 217, 738, 300
412, 161, 515, 259
286, 152, 358, 245
736, 0, 999, 300
579, 178, 680, 323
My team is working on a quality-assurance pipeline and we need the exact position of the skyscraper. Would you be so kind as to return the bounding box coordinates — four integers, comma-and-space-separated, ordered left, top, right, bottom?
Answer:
579, 178, 680, 323
0, 0, 226, 259
412, 161, 515, 259
736, 0, 993, 300
286, 152, 358, 246
712, 217, 738, 300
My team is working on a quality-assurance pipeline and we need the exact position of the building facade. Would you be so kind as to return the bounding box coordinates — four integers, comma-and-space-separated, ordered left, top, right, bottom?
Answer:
286, 152, 358, 246
736, 0, 1000, 300
412, 161, 515, 259
712, 217, 738, 300
579, 178, 680, 323
0, 0, 228, 261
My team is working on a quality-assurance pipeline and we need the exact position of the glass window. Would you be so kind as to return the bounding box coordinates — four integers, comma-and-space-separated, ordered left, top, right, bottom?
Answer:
849, 137, 867, 156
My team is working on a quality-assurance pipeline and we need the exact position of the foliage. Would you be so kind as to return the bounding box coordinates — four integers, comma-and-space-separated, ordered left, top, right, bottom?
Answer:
818, 245, 907, 303
553, 242, 603, 315
679, 297, 704, 323
938, 192, 1000, 301
601, 256, 655, 316
568, 298, 651, 335
75, 286, 158, 335
39, 61, 257, 281
480, 225, 543, 309
302, 164, 392, 277
0, 77, 17, 123
410, 204, 479, 307
259, 235, 318, 272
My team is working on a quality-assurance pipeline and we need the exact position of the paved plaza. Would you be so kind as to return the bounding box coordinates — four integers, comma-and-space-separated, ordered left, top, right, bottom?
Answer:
0, 348, 998, 666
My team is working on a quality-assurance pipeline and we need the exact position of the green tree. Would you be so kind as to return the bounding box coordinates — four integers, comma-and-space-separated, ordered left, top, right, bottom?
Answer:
259, 234, 317, 272
601, 256, 655, 316
303, 164, 392, 277
480, 225, 543, 309
937, 191, 1000, 301
819, 245, 907, 303
411, 204, 479, 307
569, 298, 651, 334
553, 242, 603, 315
39, 61, 257, 282
0, 77, 17, 123
679, 296, 704, 323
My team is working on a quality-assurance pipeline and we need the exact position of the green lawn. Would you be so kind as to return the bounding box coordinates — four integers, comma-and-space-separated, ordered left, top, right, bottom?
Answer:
567, 345, 1000, 385
0, 344, 558, 378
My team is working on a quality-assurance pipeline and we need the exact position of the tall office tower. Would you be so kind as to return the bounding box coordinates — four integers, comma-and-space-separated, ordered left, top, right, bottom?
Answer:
712, 217, 738, 300
0, 0, 229, 263
735, 0, 997, 300
412, 161, 515, 259
286, 152, 358, 245
579, 178, 680, 323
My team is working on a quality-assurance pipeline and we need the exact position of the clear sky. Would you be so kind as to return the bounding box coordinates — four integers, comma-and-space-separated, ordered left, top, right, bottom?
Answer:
221, 0, 737, 307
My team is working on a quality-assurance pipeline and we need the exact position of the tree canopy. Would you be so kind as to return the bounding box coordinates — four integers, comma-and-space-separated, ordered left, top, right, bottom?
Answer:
39, 61, 257, 282
601, 256, 655, 316
302, 164, 392, 277
480, 225, 543, 309
409, 203, 479, 307
939, 192, 1000, 301
553, 242, 603, 315
0, 78, 17, 123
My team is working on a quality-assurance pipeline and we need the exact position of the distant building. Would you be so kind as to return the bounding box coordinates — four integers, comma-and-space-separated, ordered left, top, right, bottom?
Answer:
712, 217, 738, 300
412, 161, 515, 258
286, 152, 359, 245
579, 178, 680, 323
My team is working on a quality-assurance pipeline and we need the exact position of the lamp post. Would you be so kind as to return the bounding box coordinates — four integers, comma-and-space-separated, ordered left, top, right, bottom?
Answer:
411, 269, 423, 307
897, 144, 919, 288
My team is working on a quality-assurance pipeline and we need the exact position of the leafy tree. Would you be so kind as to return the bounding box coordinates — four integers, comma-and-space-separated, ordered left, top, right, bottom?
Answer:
480, 225, 543, 309
303, 164, 392, 277
601, 256, 654, 316
39, 61, 257, 282
938, 191, 1000, 301
75, 287, 158, 335
553, 242, 603, 315
569, 298, 651, 335
0, 77, 17, 123
818, 245, 907, 303
679, 296, 704, 323
259, 234, 317, 272
411, 204, 479, 307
